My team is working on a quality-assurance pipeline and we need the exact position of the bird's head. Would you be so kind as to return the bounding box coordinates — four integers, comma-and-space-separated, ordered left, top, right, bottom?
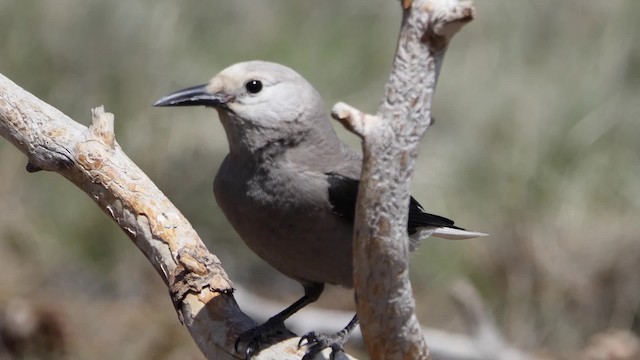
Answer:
154, 61, 329, 156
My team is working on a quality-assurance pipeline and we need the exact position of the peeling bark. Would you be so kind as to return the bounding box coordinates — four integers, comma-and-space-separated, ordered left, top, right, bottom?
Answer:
0, 0, 475, 359
0, 75, 351, 360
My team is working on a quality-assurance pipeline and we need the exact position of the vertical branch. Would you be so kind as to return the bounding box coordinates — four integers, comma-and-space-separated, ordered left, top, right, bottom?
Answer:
332, 0, 474, 359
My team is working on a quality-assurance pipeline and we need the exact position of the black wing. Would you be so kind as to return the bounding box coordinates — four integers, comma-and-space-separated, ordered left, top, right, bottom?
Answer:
326, 172, 461, 234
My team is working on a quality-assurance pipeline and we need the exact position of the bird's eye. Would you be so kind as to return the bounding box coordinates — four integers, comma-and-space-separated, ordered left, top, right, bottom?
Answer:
245, 80, 263, 94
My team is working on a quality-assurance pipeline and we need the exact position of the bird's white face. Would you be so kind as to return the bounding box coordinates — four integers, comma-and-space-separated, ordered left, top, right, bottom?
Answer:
203, 61, 327, 156
207, 62, 318, 131
154, 61, 328, 157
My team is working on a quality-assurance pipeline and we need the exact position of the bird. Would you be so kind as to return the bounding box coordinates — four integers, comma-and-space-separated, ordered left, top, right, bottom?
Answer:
154, 61, 487, 359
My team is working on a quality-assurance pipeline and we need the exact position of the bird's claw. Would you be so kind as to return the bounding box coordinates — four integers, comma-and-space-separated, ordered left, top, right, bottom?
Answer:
235, 319, 291, 359
298, 330, 348, 360
297, 331, 316, 348
234, 332, 260, 360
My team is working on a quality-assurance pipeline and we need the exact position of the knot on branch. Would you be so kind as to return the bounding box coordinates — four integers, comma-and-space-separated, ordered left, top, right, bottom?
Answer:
26, 161, 43, 173
169, 246, 233, 323
417, 0, 475, 51
24, 149, 74, 174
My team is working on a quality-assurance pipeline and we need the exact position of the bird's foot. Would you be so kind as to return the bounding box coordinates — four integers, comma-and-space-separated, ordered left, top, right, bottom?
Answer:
298, 329, 350, 360
235, 318, 293, 359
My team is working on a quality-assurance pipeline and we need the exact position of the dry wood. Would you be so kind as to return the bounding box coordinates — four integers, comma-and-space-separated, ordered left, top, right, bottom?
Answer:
0, 75, 351, 360
0, 0, 476, 359
331, 0, 475, 359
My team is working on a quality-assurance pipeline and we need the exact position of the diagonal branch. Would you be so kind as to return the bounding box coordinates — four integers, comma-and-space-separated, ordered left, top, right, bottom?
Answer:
0, 1, 474, 359
332, 0, 475, 359
0, 74, 355, 360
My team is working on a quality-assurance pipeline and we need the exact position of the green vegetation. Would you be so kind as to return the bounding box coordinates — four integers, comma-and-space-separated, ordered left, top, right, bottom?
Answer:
1, 1, 638, 358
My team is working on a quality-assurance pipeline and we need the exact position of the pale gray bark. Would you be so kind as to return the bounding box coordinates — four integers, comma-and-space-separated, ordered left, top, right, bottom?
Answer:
332, 0, 475, 359
0, 74, 352, 360
0, 0, 477, 359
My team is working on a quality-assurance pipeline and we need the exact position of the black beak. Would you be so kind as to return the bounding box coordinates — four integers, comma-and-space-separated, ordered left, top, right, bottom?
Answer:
153, 84, 227, 107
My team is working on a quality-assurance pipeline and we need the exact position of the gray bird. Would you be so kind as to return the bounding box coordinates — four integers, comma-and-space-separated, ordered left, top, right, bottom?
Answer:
154, 61, 486, 359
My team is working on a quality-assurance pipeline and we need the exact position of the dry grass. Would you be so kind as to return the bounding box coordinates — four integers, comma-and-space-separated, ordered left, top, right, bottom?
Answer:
1, 1, 639, 358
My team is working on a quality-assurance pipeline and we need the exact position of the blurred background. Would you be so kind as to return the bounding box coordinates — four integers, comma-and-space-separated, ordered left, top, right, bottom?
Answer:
1, 0, 639, 359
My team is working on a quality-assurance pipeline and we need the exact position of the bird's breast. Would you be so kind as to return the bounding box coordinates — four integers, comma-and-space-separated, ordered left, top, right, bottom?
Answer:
213, 158, 354, 287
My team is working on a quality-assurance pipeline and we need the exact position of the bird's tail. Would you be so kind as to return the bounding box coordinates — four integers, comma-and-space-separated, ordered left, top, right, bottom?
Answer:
409, 226, 488, 251
432, 227, 489, 240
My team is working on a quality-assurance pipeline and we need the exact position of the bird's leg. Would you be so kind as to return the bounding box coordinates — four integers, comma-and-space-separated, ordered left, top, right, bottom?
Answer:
299, 315, 359, 360
235, 282, 324, 359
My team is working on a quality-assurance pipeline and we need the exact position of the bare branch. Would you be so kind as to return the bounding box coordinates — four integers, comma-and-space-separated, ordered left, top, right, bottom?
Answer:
0, 1, 476, 358
0, 74, 355, 360
331, 102, 379, 139
331, 0, 475, 359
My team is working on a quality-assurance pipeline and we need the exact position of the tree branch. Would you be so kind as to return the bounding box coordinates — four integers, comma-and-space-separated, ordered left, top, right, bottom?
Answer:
332, 0, 475, 359
236, 283, 532, 360
1, 1, 475, 358
0, 74, 355, 360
